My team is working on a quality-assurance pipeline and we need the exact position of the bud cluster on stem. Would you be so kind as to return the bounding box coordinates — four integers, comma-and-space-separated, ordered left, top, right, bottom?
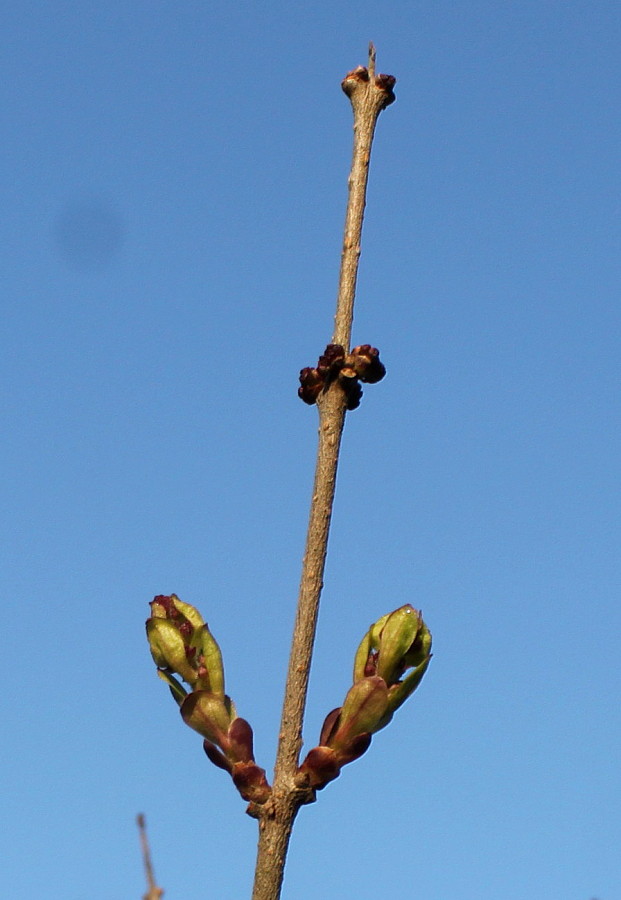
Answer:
298, 605, 432, 789
146, 594, 270, 804
299, 343, 386, 410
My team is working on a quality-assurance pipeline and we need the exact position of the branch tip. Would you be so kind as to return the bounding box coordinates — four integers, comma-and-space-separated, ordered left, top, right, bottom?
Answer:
368, 42, 376, 78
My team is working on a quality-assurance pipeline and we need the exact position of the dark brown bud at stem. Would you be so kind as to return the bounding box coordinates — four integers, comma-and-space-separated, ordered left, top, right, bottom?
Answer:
317, 343, 346, 374
374, 73, 396, 108
298, 367, 324, 404
343, 380, 363, 410
350, 345, 386, 383
299, 342, 384, 409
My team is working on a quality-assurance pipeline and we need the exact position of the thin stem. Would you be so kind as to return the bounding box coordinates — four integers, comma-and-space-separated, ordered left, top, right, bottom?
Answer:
250, 389, 346, 900
250, 45, 395, 900
332, 41, 393, 350
136, 814, 164, 900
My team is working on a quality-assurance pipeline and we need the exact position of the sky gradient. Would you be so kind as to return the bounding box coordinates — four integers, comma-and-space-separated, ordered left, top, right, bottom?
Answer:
2, 2, 620, 898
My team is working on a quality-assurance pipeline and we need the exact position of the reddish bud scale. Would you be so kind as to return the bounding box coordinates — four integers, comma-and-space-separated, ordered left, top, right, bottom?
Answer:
203, 739, 232, 773
231, 762, 271, 804
319, 707, 342, 746
228, 717, 255, 764
151, 595, 177, 616
299, 746, 342, 789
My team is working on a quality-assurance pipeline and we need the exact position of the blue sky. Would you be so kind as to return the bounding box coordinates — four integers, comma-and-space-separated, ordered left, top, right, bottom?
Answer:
2, 2, 620, 898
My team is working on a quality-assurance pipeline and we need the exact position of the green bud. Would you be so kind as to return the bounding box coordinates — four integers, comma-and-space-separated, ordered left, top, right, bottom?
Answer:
146, 618, 198, 685
146, 595, 228, 699
168, 594, 205, 631
352, 610, 400, 682
330, 676, 389, 751
193, 625, 225, 697
404, 619, 432, 669
350, 604, 432, 738
147, 595, 269, 803
369, 612, 390, 645
386, 654, 432, 715
376, 605, 421, 685
353, 604, 432, 689
180, 691, 234, 746
299, 606, 432, 792
353, 627, 373, 682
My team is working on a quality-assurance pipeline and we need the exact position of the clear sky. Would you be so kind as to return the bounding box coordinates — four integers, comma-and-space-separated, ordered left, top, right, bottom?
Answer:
2, 2, 620, 898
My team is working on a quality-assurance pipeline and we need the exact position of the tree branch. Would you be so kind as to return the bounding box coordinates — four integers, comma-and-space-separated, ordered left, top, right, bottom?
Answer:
250, 44, 396, 900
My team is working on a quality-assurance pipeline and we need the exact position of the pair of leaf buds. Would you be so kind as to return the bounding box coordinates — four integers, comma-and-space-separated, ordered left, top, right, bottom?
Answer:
147, 595, 431, 804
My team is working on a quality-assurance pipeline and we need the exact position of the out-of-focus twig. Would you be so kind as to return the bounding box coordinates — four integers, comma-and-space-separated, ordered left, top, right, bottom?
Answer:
137, 814, 164, 900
